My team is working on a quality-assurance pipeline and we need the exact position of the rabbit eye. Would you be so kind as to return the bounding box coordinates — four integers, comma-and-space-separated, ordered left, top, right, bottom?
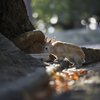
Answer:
45, 47, 48, 50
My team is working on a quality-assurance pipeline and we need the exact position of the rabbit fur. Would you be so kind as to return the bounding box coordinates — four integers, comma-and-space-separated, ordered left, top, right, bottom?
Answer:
44, 37, 85, 67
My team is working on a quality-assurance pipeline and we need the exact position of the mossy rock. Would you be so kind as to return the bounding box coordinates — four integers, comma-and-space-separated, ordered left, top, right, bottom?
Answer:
12, 30, 45, 53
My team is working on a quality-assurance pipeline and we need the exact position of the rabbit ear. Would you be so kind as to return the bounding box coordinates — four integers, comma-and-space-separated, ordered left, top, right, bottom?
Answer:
45, 37, 50, 43
49, 38, 54, 44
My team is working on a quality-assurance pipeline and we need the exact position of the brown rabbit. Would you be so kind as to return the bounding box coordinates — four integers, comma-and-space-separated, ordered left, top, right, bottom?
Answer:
44, 37, 85, 67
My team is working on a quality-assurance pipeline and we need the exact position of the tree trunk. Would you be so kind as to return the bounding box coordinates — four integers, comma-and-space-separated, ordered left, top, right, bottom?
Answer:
0, 0, 45, 54
0, 0, 35, 40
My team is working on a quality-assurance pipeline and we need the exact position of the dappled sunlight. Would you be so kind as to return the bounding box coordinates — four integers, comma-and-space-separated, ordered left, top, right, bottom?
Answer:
36, 19, 47, 33
48, 67, 88, 94
32, 12, 38, 18
89, 23, 97, 30
88, 17, 98, 30
30, 0, 100, 49
50, 15, 58, 24
81, 19, 86, 26
81, 17, 98, 30
31, 0, 100, 32
48, 26, 55, 34
89, 17, 97, 23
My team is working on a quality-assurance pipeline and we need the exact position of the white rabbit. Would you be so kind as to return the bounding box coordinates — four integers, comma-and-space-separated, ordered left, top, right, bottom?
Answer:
44, 37, 85, 67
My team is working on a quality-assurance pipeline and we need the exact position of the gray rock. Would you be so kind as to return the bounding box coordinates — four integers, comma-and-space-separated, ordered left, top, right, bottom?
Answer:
0, 33, 47, 89
0, 33, 19, 52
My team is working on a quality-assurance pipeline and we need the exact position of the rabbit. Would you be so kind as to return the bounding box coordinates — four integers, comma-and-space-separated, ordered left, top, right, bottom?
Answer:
44, 37, 85, 67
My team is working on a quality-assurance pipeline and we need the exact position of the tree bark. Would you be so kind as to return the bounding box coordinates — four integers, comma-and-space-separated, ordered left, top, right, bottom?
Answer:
0, 0, 45, 54
0, 0, 35, 40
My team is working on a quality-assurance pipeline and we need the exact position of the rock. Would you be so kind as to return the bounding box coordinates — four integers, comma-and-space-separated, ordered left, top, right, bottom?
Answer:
81, 47, 100, 64
25, 43, 44, 54
12, 30, 45, 53
0, 33, 46, 85
0, 33, 19, 52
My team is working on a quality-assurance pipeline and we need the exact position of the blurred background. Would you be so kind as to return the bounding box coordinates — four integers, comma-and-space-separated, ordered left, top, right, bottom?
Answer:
24, 0, 100, 48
